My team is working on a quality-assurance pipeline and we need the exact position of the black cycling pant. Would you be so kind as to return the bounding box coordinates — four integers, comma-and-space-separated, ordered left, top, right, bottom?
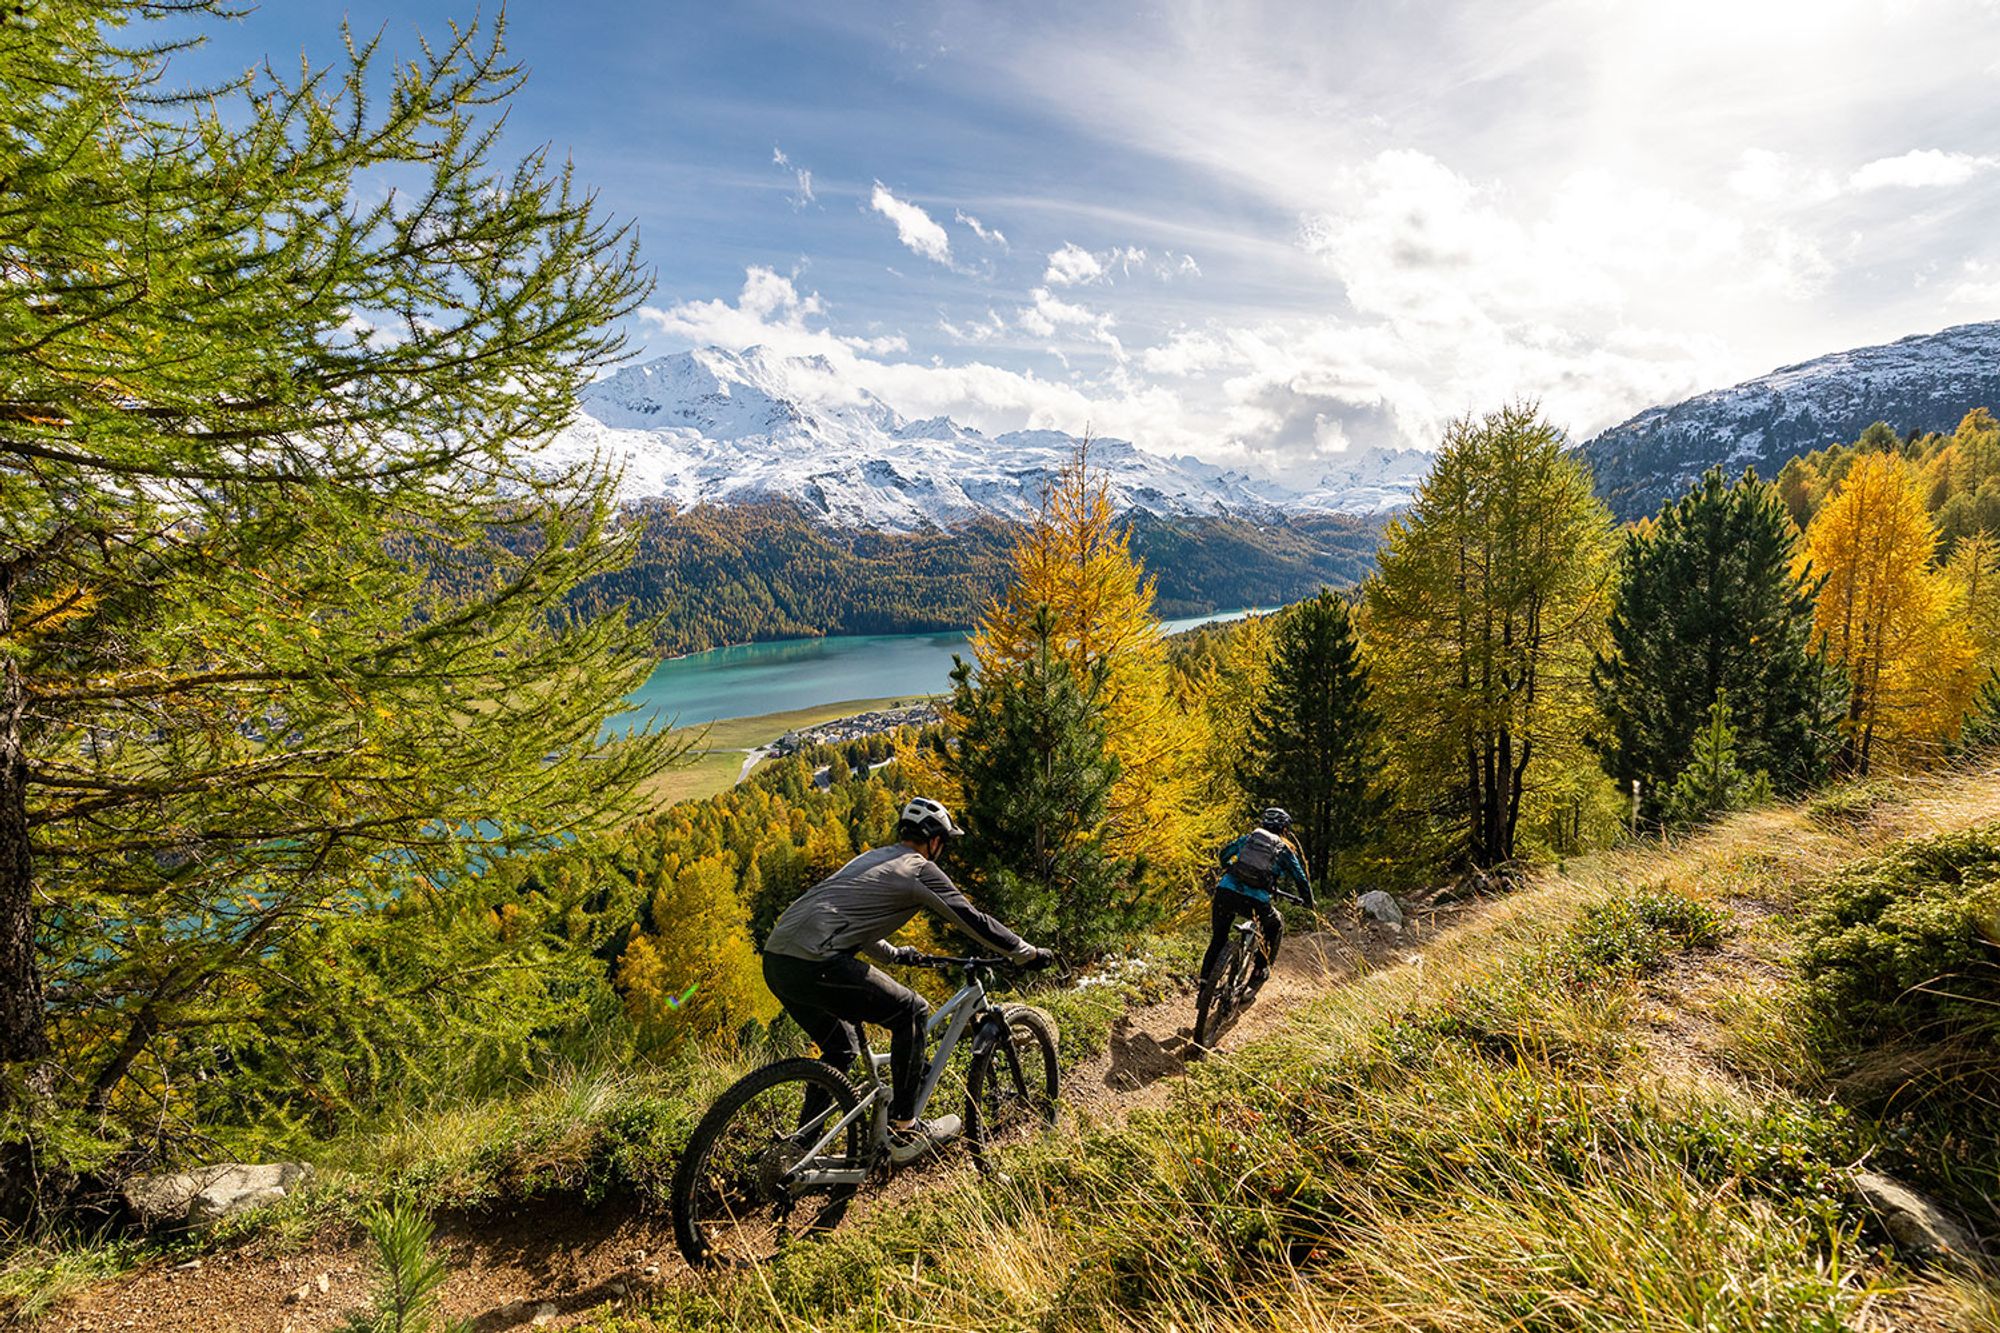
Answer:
763, 950, 930, 1123
1201, 886, 1284, 984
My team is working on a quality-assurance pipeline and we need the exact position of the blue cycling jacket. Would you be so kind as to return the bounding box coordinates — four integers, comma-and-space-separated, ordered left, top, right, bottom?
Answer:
1216, 832, 1310, 903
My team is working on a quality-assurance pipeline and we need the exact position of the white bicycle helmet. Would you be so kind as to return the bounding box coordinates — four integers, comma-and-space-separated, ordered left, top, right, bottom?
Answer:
897, 796, 965, 840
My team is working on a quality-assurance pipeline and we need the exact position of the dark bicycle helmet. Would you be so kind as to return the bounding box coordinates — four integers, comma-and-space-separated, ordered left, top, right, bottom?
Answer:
1257, 807, 1293, 833
897, 796, 965, 841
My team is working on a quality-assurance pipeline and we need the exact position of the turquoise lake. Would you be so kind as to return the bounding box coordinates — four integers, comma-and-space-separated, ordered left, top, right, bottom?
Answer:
620, 608, 1265, 732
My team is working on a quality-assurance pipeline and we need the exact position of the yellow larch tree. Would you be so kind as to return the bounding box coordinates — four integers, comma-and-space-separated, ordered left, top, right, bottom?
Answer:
1175, 612, 1277, 817
615, 852, 773, 1052
949, 444, 1215, 892
1946, 530, 2000, 669
1801, 451, 1974, 772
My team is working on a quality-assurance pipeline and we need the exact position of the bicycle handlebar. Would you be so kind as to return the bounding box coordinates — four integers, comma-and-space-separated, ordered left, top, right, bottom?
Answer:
904, 952, 1021, 970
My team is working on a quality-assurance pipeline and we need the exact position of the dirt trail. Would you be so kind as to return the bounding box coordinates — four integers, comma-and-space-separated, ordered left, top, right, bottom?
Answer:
1065, 902, 1474, 1124
40, 900, 1479, 1332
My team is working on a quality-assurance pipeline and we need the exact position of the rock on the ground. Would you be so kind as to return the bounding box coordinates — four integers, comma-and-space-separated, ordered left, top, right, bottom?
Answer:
1852, 1170, 1990, 1276
1357, 891, 1405, 926
122, 1162, 312, 1230
531, 1302, 559, 1327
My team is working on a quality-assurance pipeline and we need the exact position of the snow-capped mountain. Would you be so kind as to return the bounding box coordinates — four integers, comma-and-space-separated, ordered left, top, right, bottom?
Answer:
1294, 447, 1435, 515
1578, 321, 2000, 521
545, 347, 1426, 531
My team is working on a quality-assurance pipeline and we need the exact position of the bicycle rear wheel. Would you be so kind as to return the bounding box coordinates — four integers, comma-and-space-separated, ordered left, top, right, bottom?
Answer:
671, 1058, 872, 1268
1192, 931, 1253, 1053
963, 1005, 1059, 1172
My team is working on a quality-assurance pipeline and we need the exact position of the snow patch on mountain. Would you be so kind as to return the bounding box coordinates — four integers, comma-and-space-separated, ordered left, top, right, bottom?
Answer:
540, 347, 1430, 531
1578, 320, 2000, 520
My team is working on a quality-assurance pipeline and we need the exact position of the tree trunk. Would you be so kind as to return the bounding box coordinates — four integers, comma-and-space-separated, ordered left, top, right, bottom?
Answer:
0, 568, 49, 1064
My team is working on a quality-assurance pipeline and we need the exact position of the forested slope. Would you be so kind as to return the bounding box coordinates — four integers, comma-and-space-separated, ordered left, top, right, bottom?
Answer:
571, 500, 1383, 655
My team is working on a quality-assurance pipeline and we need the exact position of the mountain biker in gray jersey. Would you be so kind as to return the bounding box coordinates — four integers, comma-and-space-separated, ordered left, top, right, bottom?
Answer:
1202, 806, 1313, 994
762, 796, 1052, 1164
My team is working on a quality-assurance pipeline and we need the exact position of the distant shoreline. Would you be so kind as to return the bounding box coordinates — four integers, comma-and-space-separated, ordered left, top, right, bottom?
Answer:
653, 605, 1268, 664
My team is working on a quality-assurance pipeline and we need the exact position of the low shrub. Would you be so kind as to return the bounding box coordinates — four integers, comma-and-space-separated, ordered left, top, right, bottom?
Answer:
1798, 829, 2000, 1054
1793, 825, 2000, 1228
1565, 888, 1727, 980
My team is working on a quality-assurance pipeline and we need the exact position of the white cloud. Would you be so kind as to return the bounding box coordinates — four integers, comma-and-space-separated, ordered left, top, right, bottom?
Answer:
1042, 241, 1190, 286
955, 210, 1008, 247
1018, 287, 1094, 334
1043, 242, 1106, 285
771, 146, 816, 208
914, 0, 2000, 465
1018, 287, 1125, 360
1140, 329, 1230, 377
640, 266, 1188, 445
939, 308, 1009, 342
1208, 148, 1779, 459
1849, 148, 1997, 190
870, 183, 953, 266
1946, 259, 2000, 309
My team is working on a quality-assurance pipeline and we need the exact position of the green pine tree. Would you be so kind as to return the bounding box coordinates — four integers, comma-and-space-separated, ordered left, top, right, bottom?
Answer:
1237, 590, 1383, 897
1662, 690, 1774, 828
947, 608, 1134, 956
1592, 466, 1841, 818
1, 4, 679, 1201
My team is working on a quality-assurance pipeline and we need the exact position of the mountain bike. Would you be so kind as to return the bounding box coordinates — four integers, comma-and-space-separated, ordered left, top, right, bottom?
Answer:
670, 953, 1059, 1269
1192, 888, 1306, 1054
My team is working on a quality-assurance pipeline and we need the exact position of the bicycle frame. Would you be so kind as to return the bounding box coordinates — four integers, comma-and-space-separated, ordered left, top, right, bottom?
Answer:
781, 969, 993, 1189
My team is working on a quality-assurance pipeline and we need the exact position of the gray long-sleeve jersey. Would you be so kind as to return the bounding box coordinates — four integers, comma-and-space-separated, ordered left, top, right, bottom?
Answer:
763, 844, 1034, 965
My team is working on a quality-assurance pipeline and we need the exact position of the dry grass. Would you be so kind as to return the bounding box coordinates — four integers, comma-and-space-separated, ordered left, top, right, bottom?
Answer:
630, 765, 2000, 1332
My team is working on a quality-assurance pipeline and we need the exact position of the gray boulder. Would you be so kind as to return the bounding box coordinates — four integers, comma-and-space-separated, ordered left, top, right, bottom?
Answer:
123, 1162, 311, 1230
1357, 890, 1406, 926
1851, 1170, 1990, 1277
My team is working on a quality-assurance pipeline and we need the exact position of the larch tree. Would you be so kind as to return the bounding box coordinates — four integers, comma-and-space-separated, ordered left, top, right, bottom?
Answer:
1236, 591, 1381, 897
1181, 611, 1275, 817
1801, 452, 1973, 772
960, 444, 1211, 893
1944, 531, 2000, 668
1, 3, 678, 1192
1591, 467, 1840, 817
618, 855, 770, 1052
1363, 404, 1615, 870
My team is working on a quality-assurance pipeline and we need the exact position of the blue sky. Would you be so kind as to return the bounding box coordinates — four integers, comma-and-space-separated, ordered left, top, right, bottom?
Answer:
173, 1, 2000, 483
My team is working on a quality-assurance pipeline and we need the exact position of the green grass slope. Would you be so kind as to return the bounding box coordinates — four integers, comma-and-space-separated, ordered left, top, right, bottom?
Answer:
15, 771, 2000, 1331
649, 770, 2000, 1332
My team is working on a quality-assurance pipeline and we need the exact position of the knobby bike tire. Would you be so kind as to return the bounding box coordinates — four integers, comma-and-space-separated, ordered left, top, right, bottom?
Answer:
670, 1057, 870, 1269
963, 1004, 1060, 1172
1193, 932, 1249, 1053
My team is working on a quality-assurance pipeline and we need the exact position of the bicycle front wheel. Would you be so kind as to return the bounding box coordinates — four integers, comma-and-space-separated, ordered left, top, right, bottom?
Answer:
671, 1057, 872, 1269
964, 1004, 1059, 1172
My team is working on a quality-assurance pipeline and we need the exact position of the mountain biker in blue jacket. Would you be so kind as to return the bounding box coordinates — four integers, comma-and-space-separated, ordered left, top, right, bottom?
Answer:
1203, 807, 1313, 994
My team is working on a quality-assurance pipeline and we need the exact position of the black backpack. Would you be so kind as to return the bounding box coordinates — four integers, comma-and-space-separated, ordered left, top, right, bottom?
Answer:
1231, 827, 1287, 891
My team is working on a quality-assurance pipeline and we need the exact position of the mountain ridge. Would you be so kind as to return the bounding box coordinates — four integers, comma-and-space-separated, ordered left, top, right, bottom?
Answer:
1577, 319, 2000, 520
546, 346, 1431, 531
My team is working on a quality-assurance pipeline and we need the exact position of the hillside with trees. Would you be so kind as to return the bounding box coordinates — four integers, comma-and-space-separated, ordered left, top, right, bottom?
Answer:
569, 500, 1383, 656
5, 8, 1998, 1331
